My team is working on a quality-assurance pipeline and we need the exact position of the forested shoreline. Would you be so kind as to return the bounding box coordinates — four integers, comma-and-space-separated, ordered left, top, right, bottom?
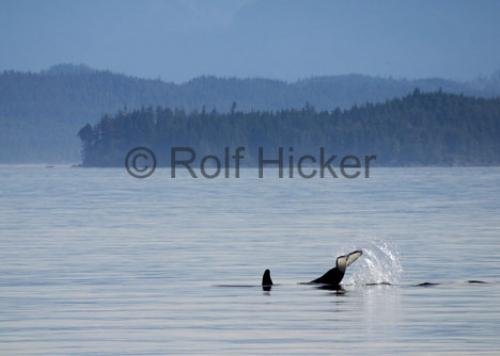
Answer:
3, 64, 500, 163
78, 90, 500, 167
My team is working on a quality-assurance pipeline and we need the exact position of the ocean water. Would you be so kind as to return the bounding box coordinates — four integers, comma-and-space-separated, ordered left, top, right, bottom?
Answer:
1, 166, 499, 354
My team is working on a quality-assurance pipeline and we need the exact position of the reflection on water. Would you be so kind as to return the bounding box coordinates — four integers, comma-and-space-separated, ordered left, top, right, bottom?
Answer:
0, 166, 500, 354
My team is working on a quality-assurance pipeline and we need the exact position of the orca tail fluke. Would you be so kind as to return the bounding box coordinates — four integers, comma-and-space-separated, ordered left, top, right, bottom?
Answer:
310, 249, 363, 286
346, 250, 363, 267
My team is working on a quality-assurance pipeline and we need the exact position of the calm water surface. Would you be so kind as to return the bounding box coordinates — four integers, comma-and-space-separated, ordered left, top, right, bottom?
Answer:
1, 166, 499, 354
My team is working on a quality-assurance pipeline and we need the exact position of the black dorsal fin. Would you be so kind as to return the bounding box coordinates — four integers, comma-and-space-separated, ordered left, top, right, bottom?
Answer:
262, 269, 273, 286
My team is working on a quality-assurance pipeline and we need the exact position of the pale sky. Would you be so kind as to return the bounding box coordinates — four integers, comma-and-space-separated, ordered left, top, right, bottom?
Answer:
1, 0, 500, 82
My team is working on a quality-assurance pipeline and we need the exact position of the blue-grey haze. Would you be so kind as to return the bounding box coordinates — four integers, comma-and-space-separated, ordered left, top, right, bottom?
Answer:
1, 0, 500, 82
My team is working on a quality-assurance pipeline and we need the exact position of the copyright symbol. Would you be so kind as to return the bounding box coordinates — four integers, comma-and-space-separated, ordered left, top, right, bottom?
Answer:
125, 147, 156, 178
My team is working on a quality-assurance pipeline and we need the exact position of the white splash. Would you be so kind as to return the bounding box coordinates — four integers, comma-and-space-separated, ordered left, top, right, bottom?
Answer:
343, 240, 403, 286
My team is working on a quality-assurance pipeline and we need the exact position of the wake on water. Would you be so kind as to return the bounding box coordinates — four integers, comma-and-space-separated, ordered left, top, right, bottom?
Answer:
340, 241, 490, 287
343, 240, 403, 286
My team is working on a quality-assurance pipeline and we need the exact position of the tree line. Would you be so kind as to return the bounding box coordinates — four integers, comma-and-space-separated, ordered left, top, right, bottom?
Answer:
78, 90, 500, 167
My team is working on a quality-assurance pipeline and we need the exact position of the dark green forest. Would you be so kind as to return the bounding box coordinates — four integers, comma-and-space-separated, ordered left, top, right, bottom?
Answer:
2, 64, 500, 163
79, 90, 500, 167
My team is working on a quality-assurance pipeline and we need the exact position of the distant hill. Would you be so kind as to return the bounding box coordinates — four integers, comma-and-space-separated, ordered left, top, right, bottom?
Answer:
79, 90, 500, 167
1, 64, 500, 163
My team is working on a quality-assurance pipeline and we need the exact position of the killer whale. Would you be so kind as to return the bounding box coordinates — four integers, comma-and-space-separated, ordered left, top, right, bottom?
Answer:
310, 250, 363, 286
261, 250, 362, 290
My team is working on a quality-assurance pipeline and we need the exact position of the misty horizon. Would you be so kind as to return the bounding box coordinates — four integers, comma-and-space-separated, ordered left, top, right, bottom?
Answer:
2, 0, 500, 82
3, 62, 500, 85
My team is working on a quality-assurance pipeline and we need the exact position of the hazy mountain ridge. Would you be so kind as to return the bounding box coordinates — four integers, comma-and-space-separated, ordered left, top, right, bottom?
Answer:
1, 64, 500, 163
